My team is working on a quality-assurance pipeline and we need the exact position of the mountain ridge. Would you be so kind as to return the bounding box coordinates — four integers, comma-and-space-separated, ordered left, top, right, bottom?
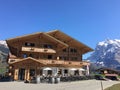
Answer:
0, 40, 9, 63
88, 39, 120, 69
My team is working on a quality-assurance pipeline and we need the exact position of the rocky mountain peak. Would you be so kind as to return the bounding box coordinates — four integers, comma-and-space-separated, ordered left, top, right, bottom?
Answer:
0, 40, 7, 46
0, 40, 9, 63
88, 39, 120, 69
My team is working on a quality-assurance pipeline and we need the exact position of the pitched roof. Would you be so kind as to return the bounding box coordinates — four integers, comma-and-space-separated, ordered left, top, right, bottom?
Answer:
6, 30, 93, 54
6, 32, 68, 49
47, 30, 93, 54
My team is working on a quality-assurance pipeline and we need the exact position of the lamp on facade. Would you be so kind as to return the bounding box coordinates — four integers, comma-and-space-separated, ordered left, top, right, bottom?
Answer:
9, 73, 12, 76
9, 66, 12, 69
57, 56, 59, 60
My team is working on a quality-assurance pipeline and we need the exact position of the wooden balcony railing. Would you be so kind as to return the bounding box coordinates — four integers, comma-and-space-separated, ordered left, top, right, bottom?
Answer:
21, 46, 56, 53
39, 59, 90, 66
9, 58, 90, 67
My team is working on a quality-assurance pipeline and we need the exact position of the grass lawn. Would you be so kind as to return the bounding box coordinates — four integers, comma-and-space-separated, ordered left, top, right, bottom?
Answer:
104, 83, 120, 90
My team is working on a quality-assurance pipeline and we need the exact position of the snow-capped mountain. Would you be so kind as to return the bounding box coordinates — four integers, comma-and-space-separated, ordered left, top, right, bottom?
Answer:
0, 41, 7, 47
0, 40, 9, 63
88, 39, 120, 69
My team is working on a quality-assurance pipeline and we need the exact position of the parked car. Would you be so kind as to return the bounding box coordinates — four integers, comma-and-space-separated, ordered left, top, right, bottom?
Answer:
105, 74, 119, 81
94, 74, 105, 80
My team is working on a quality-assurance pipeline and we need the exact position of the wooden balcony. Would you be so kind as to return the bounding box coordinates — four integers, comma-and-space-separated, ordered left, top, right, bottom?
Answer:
9, 57, 90, 68
39, 59, 90, 67
21, 46, 56, 53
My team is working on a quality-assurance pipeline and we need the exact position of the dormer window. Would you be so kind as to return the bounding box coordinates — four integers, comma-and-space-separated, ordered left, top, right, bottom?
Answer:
43, 44, 52, 48
31, 43, 35, 47
25, 42, 35, 47
25, 42, 30, 46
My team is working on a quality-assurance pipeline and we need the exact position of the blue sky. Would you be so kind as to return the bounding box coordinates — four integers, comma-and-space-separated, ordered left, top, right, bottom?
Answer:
0, 0, 120, 59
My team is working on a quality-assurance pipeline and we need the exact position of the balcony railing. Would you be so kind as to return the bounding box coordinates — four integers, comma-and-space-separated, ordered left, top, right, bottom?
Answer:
21, 46, 56, 53
39, 59, 90, 66
9, 58, 90, 67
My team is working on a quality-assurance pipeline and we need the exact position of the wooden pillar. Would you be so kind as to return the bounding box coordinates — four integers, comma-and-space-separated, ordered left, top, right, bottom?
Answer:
27, 69, 30, 80
24, 69, 30, 80
14, 69, 19, 80
24, 69, 27, 80
25, 69, 27, 80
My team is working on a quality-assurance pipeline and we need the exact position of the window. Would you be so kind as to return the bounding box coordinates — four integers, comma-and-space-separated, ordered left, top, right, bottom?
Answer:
63, 49, 67, 52
63, 57, 68, 60
59, 56, 62, 60
25, 42, 30, 46
23, 54, 27, 58
64, 69, 68, 74
43, 44, 52, 48
30, 69, 35, 76
74, 70, 79, 75
71, 57, 78, 60
44, 44, 48, 48
59, 56, 68, 60
47, 45, 52, 48
70, 48, 77, 53
48, 55, 52, 59
29, 54, 33, 57
31, 43, 35, 47
58, 69, 62, 74
74, 49, 77, 53
25, 42, 35, 47
23, 53, 34, 58
48, 70, 52, 75
70, 48, 74, 52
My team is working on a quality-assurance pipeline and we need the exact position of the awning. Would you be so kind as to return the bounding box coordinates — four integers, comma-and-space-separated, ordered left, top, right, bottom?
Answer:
69, 68, 77, 71
79, 68, 85, 71
43, 67, 52, 70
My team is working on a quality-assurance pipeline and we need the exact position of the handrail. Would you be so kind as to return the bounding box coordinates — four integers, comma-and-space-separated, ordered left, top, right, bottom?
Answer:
9, 58, 90, 66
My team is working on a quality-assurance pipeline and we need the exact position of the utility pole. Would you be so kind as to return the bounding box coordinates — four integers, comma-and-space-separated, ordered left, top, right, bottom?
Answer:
101, 80, 104, 90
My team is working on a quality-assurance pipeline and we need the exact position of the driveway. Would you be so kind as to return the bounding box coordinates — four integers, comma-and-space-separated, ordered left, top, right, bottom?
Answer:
0, 80, 119, 90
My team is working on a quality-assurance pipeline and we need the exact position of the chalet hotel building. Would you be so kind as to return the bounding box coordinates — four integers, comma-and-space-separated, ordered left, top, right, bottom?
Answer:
6, 30, 93, 81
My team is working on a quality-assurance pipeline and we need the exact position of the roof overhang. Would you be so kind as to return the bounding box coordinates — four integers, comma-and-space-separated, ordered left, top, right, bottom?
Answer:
6, 30, 93, 54
6, 32, 68, 49
47, 30, 93, 54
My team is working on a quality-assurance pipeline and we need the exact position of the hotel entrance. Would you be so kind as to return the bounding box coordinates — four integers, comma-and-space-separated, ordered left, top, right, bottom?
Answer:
18, 68, 25, 80
11, 58, 46, 81
30, 69, 35, 78
18, 68, 36, 81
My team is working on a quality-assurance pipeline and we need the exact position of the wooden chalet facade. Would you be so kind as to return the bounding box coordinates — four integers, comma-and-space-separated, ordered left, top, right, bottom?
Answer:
6, 30, 93, 81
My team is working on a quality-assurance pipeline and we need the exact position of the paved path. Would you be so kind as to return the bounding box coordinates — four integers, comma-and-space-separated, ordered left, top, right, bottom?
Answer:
0, 80, 119, 90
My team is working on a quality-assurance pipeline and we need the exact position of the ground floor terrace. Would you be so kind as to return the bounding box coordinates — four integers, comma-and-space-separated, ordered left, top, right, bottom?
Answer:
8, 57, 90, 81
